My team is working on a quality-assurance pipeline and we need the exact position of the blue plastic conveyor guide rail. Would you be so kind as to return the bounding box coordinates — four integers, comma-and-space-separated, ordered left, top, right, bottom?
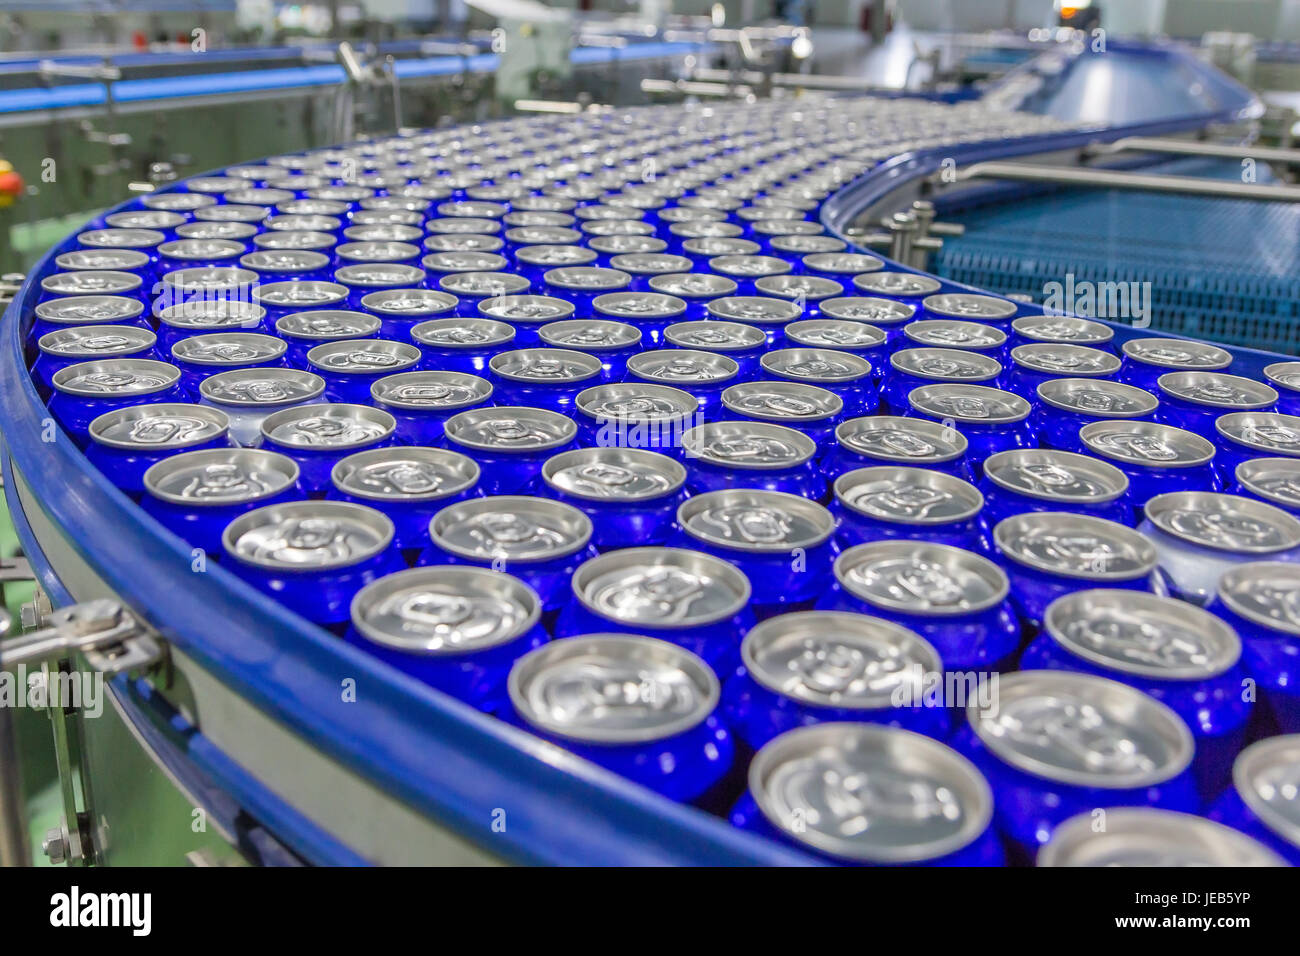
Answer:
0, 39, 1287, 867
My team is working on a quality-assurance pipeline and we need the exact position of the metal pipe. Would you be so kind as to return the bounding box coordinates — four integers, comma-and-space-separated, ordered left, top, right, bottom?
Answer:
946, 161, 1300, 202
1086, 135, 1300, 166
0, 607, 31, 866
640, 78, 754, 98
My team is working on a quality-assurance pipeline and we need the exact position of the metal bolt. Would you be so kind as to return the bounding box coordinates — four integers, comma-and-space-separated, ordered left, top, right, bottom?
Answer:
42, 828, 67, 864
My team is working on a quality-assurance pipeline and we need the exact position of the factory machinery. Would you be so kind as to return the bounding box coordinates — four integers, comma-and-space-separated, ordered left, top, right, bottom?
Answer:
3, 36, 1300, 868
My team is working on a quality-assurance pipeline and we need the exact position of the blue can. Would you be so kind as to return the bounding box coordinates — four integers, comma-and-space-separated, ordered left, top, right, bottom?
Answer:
555, 547, 752, 672
762, 347, 875, 418
169, 332, 288, 393
442, 406, 577, 495
587, 234, 669, 266
1209, 736, 1300, 865
705, 295, 802, 347
1032, 378, 1160, 454
832, 466, 984, 551
536, 319, 642, 380
421, 250, 509, 279
411, 317, 516, 376
1234, 457, 1300, 516
327, 446, 481, 549
238, 249, 333, 284
731, 723, 1003, 867
512, 245, 599, 286
624, 349, 739, 419
541, 266, 631, 313
177, 221, 259, 246
1120, 336, 1232, 394
825, 415, 971, 481
539, 447, 686, 550
800, 251, 882, 281
753, 274, 845, 321
820, 297, 916, 352
818, 540, 1019, 671
421, 495, 596, 611
370, 370, 493, 445
679, 236, 760, 267
488, 347, 604, 414
679, 421, 823, 500
851, 270, 942, 307
609, 252, 695, 292
641, 274, 733, 323
884, 348, 1002, 415
196, 367, 326, 447
359, 288, 459, 340
259, 403, 396, 492
662, 320, 767, 379
1039, 806, 1287, 866
507, 635, 734, 804
54, 248, 151, 281
954, 670, 1199, 862
991, 511, 1162, 627
1211, 561, 1300, 733
572, 382, 701, 452
423, 233, 504, 255
306, 339, 423, 404
1263, 361, 1300, 417
346, 566, 547, 714
270, 309, 377, 367
1010, 314, 1115, 352
335, 240, 422, 269
48, 358, 187, 443
33, 326, 160, 392
39, 269, 144, 302
334, 263, 428, 310
707, 254, 792, 297
85, 403, 233, 494
921, 292, 1018, 328
75, 228, 164, 278
1212, 411, 1300, 483
902, 319, 1008, 363
673, 489, 836, 612
720, 381, 844, 454
439, 271, 531, 316
978, 448, 1131, 528
1022, 589, 1249, 800
475, 294, 574, 348
1079, 419, 1221, 509
904, 384, 1033, 477
592, 290, 689, 345
222, 500, 405, 625
251, 280, 349, 324
768, 234, 847, 258
1155, 371, 1278, 436
156, 238, 248, 273
30, 295, 150, 345
1006, 343, 1121, 400
140, 447, 301, 554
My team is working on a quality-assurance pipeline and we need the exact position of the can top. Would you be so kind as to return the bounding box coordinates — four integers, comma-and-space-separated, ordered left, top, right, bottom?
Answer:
52, 358, 180, 398
478, 294, 574, 324
722, 381, 843, 423
571, 546, 750, 629
784, 319, 887, 352
1036, 378, 1159, 419
1011, 343, 1121, 377
835, 540, 1008, 615
1219, 561, 1300, 638
332, 446, 479, 502
307, 339, 421, 376
181, 221, 260, 243
800, 251, 883, 276
681, 237, 760, 258
77, 227, 165, 249
200, 367, 325, 407
223, 500, 394, 571
489, 347, 603, 385
88, 402, 228, 451
350, 566, 541, 656
370, 370, 492, 411
143, 447, 299, 507
1236, 457, 1300, 512
1045, 589, 1240, 680
335, 240, 420, 264
35, 295, 145, 326
645, 272, 738, 302
1080, 420, 1215, 468
575, 382, 700, 425
907, 383, 1030, 425
705, 295, 801, 325
542, 266, 631, 292
753, 274, 844, 302
158, 238, 245, 262
422, 251, 510, 275
763, 347, 872, 385
922, 292, 1017, 321
748, 723, 993, 864
769, 234, 846, 255
681, 421, 816, 470
141, 191, 217, 211
969, 669, 1195, 789
360, 288, 458, 318
508, 634, 718, 745
439, 270, 531, 297
260, 403, 395, 449
1233, 735, 1300, 849
983, 448, 1129, 504
626, 349, 738, 385
852, 271, 941, 297
1012, 315, 1115, 346
1158, 371, 1278, 410
820, 296, 915, 326
443, 406, 576, 452
706, 255, 792, 280
744, 610, 941, 711
538, 319, 642, 352
677, 488, 833, 552
1039, 808, 1286, 867
335, 263, 426, 289
589, 234, 668, 256
252, 280, 348, 308
105, 209, 187, 230
835, 466, 983, 526
903, 319, 1006, 351
660, 320, 764, 354
608, 253, 694, 276
411, 317, 515, 349
890, 347, 1001, 383
276, 310, 381, 341
1123, 336, 1231, 371
172, 332, 287, 367
1264, 360, 1300, 395
835, 414, 968, 464
54, 249, 150, 272
1144, 491, 1300, 554
38, 325, 156, 359
427, 216, 502, 235
430, 495, 592, 562
423, 233, 504, 254
41, 270, 142, 297
994, 512, 1157, 581
542, 447, 685, 502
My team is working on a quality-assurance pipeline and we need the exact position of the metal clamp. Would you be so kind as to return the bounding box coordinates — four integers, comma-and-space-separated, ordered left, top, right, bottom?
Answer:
0, 598, 163, 675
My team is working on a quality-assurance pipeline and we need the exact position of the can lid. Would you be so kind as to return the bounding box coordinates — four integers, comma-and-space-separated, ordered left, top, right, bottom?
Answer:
681, 237, 760, 258
903, 319, 1006, 351
478, 294, 574, 324
252, 280, 347, 308
1264, 361, 1300, 396
835, 466, 983, 526
332, 446, 479, 502
350, 566, 541, 655
647, 273, 738, 301
748, 723, 993, 864
627, 349, 738, 385
571, 546, 750, 629
489, 347, 603, 385
334, 263, 426, 288
538, 319, 641, 351
158, 238, 244, 262
265, 214, 342, 233
370, 370, 492, 411
994, 512, 1156, 580
1216, 412, 1300, 458
968, 670, 1194, 789
38, 325, 156, 359
1036, 378, 1159, 418
890, 347, 1000, 383
542, 266, 631, 291
1144, 491, 1300, 554
705, 295, 801, 324
223, 500, 394, 571
41, 271, 142, 297
55, 249, 150, 271
852, 271, 941, 297
1158, 371, 1278, 410
1039, 808, 1286, 867
754, 275, 844, 301
681, 421, 816, 470
307, 339, 421, 376
983, 448, 1129, 504
411, 317, 515, 349
1045, 589, 1240, 679
77, 227, 165, 249
360, 289, 458, 317
143, 447, 299, 506
421, 251, 509, 275
1080, 420, 1215, 468
335, 240, 420, 263
1011, 343, 1121, 376
200, 367, 325, 407
801, 251, 884, 275
907, 384, 1030, 424
1123, 337, 1231, 370
52, 358, 180, 397
721, 380, 843, 423
508, 634, 717, 745
784, 319, 886, 351
589, 235, 668, 255
769, 234, 846, 255
743, 610, 941, 711
922, 292, 1017, 321
834, 415, 967, 464
260, 403, 395, 449
438, 271, 530, 297
1012, 315, 1115, 345
677, 488, 833, 552
426, 216, 502, 235
543, 447, 685, 501
105, 209, 187, 229
608, 253, 693, 276
575, 383, 700, 425
89, 402, 228, 450
35, 295, 145, 325
172, 332, 286, 366
835, 540, 1008, 615
1236, 457, 1300, 511
142, 191, 218, 210
1218, 561, 1300, 637
820, 296, 915, 326
1233, 735, 1300, 849
159, 300, 266, 331
430, 495, 592, 562
181, 221, 260, 242
763, 347, 872, 385
443, 406, 576, 452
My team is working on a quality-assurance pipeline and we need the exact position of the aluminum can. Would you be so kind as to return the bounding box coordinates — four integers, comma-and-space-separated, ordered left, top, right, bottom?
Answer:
442, 406, 577, 494
258, 403, 396, 492
831, 466, 984, 551
539, 447, 687, 550
197, 367, 327, 447
86, 402, 232, 493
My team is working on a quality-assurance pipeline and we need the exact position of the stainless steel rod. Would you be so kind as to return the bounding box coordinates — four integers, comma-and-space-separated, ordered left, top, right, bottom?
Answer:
1088, 135, 1300, 166
949, 161, 1300, 202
